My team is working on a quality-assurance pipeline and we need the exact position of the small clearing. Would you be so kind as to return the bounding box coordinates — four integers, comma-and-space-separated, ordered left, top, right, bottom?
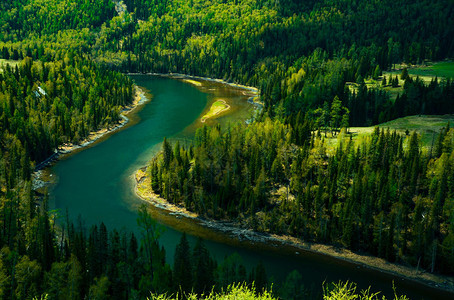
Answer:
323, 115, 454, 152
0, 59, 20, 73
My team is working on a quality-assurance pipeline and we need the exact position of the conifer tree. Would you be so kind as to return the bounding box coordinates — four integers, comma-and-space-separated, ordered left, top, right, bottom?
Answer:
173, 233, 192, 294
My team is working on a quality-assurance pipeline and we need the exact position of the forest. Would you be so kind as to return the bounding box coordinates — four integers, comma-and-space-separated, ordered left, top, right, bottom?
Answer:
0, 0, 453, 298
150, 119, 454, 274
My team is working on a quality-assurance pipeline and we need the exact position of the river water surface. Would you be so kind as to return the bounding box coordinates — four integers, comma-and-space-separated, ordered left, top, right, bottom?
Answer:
49, 75, 451, 299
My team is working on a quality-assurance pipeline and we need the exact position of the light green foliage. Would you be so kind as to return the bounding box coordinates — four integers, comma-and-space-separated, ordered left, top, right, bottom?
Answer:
147, 281, 411, 300
323, 281, 409, 300
89, 276, 110, 300
0, 59, 20, 72
325, 115, 454, 151
148, 283, 276, 300
0, 56, 133, 162
45, 254, 82, 300
0, 0, 115, 40
14, 256, 42, 300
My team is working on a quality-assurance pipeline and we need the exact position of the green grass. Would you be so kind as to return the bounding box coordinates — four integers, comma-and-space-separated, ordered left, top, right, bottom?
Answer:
201, 99, 230, 122
406, 61, 454, 79
0, 59, 20, 72
323, 115, 454, 152
148, 284, 276, 300
384, 61, 454, 84
349, 61, 454, 101
347, 76, 405, 101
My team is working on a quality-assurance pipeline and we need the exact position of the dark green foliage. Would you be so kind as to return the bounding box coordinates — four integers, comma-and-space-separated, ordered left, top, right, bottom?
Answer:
280, 270, 306, 300
192, 238, 215, 295
173, 233, 192, 294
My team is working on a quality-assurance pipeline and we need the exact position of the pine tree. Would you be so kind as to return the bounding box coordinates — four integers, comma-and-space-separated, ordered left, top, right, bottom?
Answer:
373, 65, 381, 79
173, 233, 192, 294
330, 96, 342, 135
401, 67, 409, 80
162, 137, 173, 168
254, 261, 268, 292
192, 238, 214, 295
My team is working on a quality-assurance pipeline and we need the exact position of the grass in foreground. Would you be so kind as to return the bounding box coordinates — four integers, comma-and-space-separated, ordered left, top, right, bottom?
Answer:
201, 99, 230, 122
147, 282, 409, 300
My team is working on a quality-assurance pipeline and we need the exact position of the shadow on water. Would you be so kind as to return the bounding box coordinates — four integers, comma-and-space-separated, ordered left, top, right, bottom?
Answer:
48, 75, 452, 300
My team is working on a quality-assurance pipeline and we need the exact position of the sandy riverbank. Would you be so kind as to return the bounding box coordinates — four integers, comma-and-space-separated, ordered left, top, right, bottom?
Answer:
32, 86, 149, 189
134, 165, 454, 294
128, 72, 260, 95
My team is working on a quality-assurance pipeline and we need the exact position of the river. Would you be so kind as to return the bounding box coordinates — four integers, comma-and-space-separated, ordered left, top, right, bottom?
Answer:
48, 75, 451, 299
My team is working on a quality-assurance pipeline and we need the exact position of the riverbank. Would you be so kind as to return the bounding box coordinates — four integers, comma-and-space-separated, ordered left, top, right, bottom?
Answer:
134, 165, 454, 295
58, 86, 148, 154
128, 72, 260, 95
32, 86, 149, 189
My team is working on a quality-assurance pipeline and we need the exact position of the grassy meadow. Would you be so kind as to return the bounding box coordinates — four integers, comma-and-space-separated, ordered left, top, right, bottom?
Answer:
347, 61, 453, 101
402, 61, 454, 79
0, 59, 20, 72
323, 115, 454, 152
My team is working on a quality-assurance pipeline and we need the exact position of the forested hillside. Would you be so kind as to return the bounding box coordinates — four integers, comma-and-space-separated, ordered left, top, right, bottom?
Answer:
0, 0, 453, 298
149, 119, 454, 275
0, 0, 115, 39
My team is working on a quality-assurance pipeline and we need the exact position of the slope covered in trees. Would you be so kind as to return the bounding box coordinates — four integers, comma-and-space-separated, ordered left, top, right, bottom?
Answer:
94, 0, 454, 125
0, 0, 115, 40
0, 56, 133, 164
149, 120, 454, 275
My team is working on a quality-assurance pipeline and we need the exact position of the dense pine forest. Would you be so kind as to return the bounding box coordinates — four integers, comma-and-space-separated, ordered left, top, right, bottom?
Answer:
0, 0, 453, 298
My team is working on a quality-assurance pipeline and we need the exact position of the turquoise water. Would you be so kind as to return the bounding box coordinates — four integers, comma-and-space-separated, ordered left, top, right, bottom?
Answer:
49, 75, 451, 299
